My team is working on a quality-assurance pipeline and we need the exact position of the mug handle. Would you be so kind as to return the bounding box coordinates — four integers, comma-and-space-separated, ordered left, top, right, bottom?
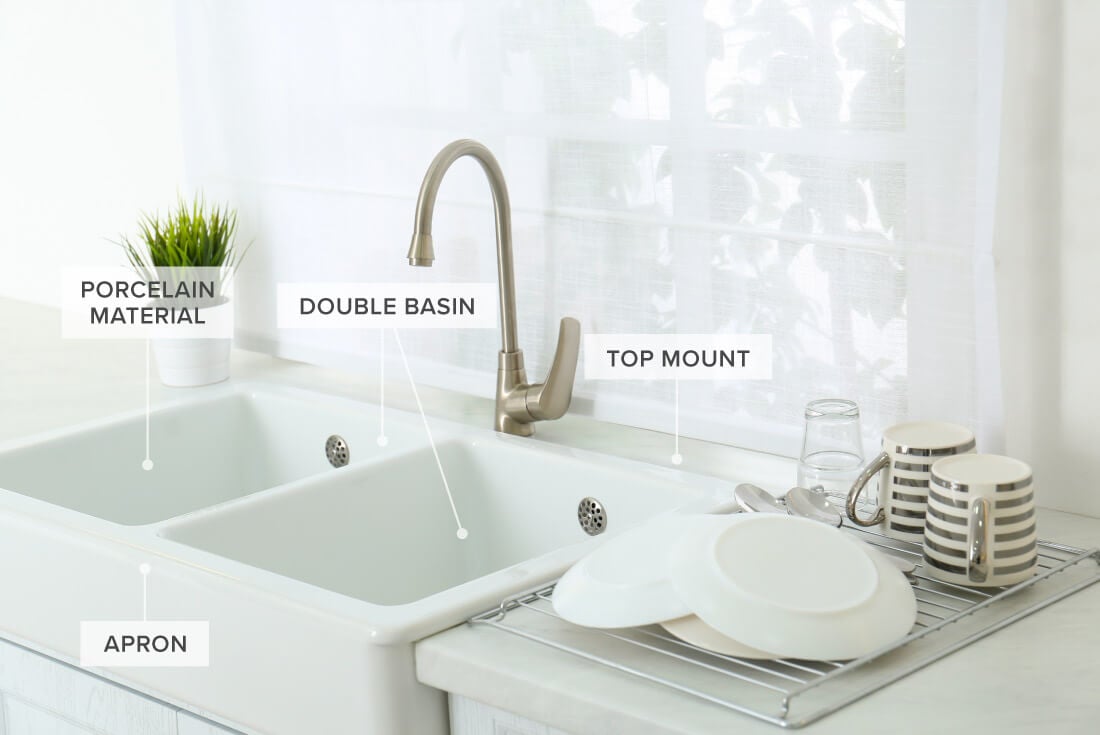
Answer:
845, 451, 888, 527
967, 497, 992, 583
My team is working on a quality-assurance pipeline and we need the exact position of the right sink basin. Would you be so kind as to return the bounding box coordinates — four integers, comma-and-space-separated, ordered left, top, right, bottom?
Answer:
159, 435, 727, 609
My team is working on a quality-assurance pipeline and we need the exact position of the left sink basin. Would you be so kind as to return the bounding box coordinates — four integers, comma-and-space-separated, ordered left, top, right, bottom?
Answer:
0, 383, 421, 525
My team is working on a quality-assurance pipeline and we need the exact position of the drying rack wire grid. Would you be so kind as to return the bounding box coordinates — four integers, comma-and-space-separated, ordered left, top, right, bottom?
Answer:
468, 525, 1100, 729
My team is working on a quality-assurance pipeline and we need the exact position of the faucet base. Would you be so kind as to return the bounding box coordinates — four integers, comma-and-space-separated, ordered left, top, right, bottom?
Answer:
496, 414, 535, 437
496, 350, 535, 436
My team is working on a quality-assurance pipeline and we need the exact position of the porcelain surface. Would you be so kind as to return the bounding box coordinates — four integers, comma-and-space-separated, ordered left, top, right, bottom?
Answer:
161, 433, 704, 606
0, 387, 423, 524
0, 380, 731, 735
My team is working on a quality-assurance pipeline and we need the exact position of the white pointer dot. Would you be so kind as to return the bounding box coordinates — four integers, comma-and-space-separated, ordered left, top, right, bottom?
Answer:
139, 563, 151, 576
376, 435, 389, 447
142, 459, 154, 471
456, 528, 469, 540
671, 453, 683, 466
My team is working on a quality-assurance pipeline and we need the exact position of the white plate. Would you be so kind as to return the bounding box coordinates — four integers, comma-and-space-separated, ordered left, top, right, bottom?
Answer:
669, 514, 917, 660
552, 513, 744, 628
660, 615, 777, 659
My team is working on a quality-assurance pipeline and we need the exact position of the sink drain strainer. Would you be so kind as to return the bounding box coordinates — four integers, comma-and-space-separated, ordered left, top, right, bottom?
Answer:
578, 497, 607, 536
325, 435, 350, 467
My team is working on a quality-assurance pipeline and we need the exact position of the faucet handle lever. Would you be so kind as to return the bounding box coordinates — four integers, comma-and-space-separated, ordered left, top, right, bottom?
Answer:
525, 317, 580, 421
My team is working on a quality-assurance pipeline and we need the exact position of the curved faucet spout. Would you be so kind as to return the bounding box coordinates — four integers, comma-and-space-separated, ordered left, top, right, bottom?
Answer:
407, 139, 518, 354
407, 139, 581, 436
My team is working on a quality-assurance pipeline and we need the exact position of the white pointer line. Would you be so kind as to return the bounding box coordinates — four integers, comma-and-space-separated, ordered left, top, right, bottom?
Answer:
391, 329, 467, 539
378, 329, 388, 446
143, 340, 153, 471
672, 377, 683, 465
139, 563, 150, 621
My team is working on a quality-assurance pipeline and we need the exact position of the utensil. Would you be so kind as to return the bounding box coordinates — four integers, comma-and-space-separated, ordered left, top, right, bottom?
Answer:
846, 421, 976, 542
552, 513, 740, 628
733, 483, 785, 514
739, 479, 840, 525
797, 399, 865, 497
786, 486, 843, 527
737, 483, 847, 529
668, 514, 917, 660
923, 454, 1037, 587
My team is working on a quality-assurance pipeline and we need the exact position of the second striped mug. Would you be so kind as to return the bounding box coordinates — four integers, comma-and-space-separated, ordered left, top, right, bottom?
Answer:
923, 454, 1037, 587
845, 422, 976, 541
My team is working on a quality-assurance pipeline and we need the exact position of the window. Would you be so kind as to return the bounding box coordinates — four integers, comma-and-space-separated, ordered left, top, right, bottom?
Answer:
176, 0, 1003, 455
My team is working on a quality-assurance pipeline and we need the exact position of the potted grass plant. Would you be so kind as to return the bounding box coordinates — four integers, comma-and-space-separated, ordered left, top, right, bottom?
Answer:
116, 195, 249, 386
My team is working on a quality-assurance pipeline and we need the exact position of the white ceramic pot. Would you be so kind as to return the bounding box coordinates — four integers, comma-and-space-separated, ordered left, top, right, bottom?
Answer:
152, 337, 232, 387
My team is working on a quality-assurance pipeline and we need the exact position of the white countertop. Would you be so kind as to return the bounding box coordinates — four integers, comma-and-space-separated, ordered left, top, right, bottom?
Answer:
417, 508, 1100, 735
3, 297, 1099, 735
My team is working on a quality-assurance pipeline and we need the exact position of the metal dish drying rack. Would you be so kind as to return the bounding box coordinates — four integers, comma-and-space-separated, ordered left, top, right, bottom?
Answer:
469, 524, 1100, 729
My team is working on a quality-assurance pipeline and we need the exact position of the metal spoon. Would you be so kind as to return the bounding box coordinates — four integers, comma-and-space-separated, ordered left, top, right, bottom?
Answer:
735, 483, 839, 524
785, 486, 843, 528
733, 483, 786, 515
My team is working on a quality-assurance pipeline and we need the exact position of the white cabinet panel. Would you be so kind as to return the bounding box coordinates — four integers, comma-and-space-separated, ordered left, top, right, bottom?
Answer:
0, 638, 176, 735
4, 696, 96, 735
0, 638, 247, 735
450, 695, 574, 735
178, 711, 241, 735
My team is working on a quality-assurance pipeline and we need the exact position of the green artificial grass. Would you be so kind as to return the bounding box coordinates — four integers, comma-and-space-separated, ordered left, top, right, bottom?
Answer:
117, 194, 248, 276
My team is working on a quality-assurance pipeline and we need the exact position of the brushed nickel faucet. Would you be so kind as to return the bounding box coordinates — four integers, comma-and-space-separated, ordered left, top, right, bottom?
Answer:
407, 139, 580, 436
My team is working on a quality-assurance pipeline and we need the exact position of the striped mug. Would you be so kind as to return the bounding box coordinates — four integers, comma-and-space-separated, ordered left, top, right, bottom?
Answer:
845, 422, 976, 541
923, 454, 1037, 587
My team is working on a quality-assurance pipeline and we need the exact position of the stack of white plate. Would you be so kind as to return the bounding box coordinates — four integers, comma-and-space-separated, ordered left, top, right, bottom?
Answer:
552, 513, 917, 660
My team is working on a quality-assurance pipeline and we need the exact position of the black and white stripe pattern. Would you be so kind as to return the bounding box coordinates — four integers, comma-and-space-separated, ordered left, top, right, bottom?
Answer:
922, 471, 1037, 586
880, 440, 974, 543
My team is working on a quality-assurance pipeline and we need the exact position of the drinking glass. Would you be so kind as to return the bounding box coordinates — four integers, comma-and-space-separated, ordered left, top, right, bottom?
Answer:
797, 399, 865, 504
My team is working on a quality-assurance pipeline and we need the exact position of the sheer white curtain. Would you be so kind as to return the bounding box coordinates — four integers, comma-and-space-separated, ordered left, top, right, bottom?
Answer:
175, 0, 1005, 457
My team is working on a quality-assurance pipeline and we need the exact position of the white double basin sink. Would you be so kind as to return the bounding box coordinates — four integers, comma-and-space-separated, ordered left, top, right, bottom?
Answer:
0, 382, 734, 734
